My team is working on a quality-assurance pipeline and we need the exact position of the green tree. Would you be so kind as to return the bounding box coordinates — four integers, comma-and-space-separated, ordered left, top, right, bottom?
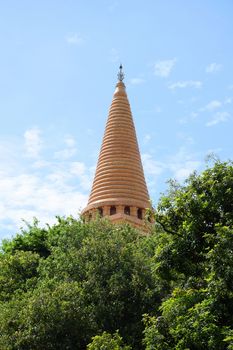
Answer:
0, 250, 40, 301
0, 281, 96, 350
0, 218, 158, 349
144, 160, 233, 350
87, 331, 132, 350
2, 160, 233, 350
154, 160, 233, 280
39, 220, 158, 349
1, 218, 50, 257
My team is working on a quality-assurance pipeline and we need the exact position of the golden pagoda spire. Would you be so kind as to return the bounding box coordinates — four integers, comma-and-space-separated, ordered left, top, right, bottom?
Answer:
82, 65, 150, 228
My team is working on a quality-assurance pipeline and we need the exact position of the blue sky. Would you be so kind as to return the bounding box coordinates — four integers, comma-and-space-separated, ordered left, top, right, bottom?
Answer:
0, 0, 233, 239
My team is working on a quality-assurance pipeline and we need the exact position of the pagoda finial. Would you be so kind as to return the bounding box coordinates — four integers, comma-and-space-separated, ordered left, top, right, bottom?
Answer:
117, 64, 124, 82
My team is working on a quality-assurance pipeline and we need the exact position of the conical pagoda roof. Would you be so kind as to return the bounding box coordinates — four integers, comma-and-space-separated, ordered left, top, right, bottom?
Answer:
84, 73, 150, 212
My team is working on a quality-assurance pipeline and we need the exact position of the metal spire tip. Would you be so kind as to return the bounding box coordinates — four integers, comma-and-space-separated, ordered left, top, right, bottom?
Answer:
117, 64, 124, 82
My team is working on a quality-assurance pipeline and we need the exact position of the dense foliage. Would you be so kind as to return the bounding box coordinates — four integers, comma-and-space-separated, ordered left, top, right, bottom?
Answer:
0, 160, 233, 349
144, 160, 233, 350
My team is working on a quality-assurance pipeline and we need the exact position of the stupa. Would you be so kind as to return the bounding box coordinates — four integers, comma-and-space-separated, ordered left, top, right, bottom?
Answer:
82, 65, 150, 228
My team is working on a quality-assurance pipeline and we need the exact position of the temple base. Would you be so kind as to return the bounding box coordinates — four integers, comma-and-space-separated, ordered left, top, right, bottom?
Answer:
81, 202, 152, 232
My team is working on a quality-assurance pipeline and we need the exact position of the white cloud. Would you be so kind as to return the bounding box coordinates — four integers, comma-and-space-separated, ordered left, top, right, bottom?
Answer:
0, 129, 93, 239
141, 154, 165, 195
130, 78, 145, 85
0, 170, 88, 234
32, 160, 50, 169
142, 149, 201, 181
177, 133, 194, 145
54, 148, 77, 160
0, 139, 23, 169
206, 148, 222, 155
178, 117, 188, 125
65, 135, 76, 147
142, 154, 164, 176
200, 100, 222, 112
206, 62, 222, 73
54, 135, 77, 160
168, 148, 201, 182
141, 149, 202, 195
66, 33, 84, 45
173, 161, 200, 181
143, 134, 152, 144
224, 97, 232, 104
24, 127, 43, 158
70, 162, 91, 190
87, 128, 94, 136
168, 80, 202, 90
178, 111, 199, 124
206, 111, 230, 127
70, 161, 86, 176
154, 58, 176, 78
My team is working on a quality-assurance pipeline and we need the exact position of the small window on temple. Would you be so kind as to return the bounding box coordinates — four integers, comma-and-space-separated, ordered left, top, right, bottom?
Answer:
110, 206, 116, 215
89, 213, 92, 221
124, 206, 130, 215
137, 208, 142, 220
98, 207, 103, 217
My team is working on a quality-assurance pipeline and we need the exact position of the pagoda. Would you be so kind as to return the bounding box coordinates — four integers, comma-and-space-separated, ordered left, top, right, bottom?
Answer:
82, 65, 150, 229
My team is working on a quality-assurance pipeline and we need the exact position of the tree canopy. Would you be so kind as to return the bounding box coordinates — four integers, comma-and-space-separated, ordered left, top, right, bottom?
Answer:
0, 160, 233, 349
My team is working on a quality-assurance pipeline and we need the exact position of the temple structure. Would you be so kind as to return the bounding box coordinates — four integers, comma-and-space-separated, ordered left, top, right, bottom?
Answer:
82, 65, 150, 229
